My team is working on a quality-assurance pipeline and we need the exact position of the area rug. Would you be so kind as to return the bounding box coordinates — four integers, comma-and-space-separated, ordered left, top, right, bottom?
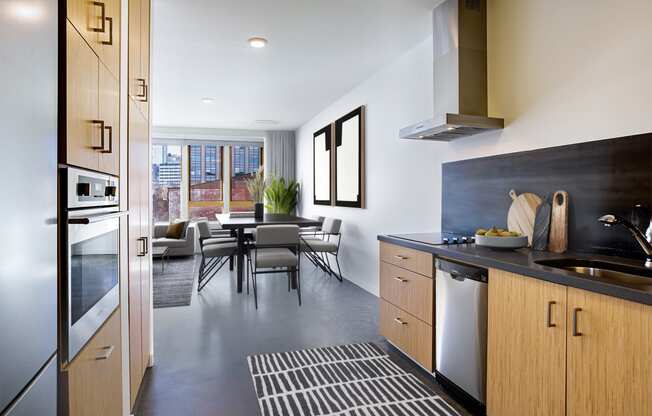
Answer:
247, 342, 460, 416
153, 256, 196, 308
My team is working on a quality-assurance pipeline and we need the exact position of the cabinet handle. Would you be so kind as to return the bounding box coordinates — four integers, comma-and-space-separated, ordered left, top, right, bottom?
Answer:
100, 125, 113, 153
137, 237, 146, 256
144, 237, 149, 254
392, 276, 408, 283
394, 254, 409, 260
95, 345, 114, 360
393, 317, 408, 326
572, 307, 582, 336
547, 301, 556, 328
101, 16, 113, 45
136, 78, 148, 102
89, 1, 106, 33
91, 120, 105, 149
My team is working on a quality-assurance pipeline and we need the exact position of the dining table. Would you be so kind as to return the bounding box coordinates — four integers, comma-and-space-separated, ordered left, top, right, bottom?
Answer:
215, 213, 323, 293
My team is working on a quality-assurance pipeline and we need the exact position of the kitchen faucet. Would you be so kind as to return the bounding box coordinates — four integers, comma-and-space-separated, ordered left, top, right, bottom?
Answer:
598, 214, 652, 268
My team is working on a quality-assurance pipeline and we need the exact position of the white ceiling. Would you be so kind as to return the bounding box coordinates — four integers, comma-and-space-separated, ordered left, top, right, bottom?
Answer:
151, 0, 439, 130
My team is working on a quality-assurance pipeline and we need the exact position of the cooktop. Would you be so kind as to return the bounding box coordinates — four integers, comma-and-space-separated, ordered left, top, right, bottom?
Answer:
387, 232, 475, 246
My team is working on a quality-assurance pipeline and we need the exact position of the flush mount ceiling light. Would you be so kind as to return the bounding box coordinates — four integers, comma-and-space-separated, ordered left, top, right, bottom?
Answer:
248, 37, 268, 49
201, 97, 214, 104
254, 119, 279, 126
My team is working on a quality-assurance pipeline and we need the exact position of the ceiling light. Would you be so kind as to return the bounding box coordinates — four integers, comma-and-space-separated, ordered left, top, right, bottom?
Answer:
201, 97, 214, 104
254, 119, 279, 126
8, 2, 43, 21
248, 37, 268, 49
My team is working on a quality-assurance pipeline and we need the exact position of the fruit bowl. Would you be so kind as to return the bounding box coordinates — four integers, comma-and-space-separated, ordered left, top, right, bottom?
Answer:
475, 234, 528, 249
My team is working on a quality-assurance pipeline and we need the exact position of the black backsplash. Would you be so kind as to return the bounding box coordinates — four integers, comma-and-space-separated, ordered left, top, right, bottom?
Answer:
442, 133, 652, 259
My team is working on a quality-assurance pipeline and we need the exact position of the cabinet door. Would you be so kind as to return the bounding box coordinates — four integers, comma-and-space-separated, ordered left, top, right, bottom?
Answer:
128, 0, 141, 102
68, 309, 122, 416
567, 288, 652, 416
487, 270, 567, 416
66, 22, 100, 171
97, 0, 120, 79
98, 64, 119, 175
138, 0, 150, 118
138, 106, 152, 374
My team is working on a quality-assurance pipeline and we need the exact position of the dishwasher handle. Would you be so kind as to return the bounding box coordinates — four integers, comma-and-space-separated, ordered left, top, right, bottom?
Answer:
437, 258, 488, 283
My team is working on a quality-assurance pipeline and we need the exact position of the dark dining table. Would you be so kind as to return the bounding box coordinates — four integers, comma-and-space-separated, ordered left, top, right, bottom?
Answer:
215, 213, 323, 293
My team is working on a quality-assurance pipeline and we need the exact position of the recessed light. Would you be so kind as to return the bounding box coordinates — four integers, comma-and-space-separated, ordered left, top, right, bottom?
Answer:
248, 37, 268, 49
201, 97, 214, 104
254, 119, 279, 126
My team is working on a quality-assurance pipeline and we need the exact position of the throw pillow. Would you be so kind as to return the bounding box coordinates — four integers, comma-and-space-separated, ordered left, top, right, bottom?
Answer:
165, 221, 187, 239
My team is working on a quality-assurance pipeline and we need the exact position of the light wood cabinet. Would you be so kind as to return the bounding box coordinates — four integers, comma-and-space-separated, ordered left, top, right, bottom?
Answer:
67, 0, 120, 79
379, 299, 433, 371
379, 241, 433, 277
129, 0, 150, 118
567, 288, 652, 416
487, 269, 567, 416
379, 261, 433, 325
67, 309, 123, 416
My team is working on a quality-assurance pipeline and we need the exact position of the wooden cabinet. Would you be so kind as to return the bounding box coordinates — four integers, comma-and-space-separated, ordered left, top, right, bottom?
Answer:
567, 288, 652, 416
129, 0, 150, 118
487, 269, 567, 416
67, 0, 120, 78
66, 309, 122, 416
379, 241, 433, 278
379, 299, 433, 370
487, 270, 652, 416
379, 261, 433, 324
66, 21, 119, 175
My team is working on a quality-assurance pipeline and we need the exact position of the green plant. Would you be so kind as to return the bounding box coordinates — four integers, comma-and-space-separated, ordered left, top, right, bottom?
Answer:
245, 167, 266, 203
264, 176, 299, 214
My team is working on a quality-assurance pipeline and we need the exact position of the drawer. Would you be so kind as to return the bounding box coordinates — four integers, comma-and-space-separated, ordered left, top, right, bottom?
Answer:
379, 241, 433, 277
379, 299, 433, 371
380, 262, 433, 325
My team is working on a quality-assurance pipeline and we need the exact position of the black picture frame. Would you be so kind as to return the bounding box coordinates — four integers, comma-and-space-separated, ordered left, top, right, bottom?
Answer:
334, 106, 365, 208
313, 124, 332, 206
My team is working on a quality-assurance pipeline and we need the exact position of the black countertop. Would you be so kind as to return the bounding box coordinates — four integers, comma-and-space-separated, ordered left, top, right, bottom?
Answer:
378, 234, 652, 306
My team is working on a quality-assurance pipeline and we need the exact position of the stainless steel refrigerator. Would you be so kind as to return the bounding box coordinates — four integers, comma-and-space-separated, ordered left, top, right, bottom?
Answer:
0, 0, 58, 414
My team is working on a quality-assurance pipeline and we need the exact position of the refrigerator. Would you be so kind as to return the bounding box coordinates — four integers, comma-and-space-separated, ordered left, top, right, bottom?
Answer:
0, 0, 59, 414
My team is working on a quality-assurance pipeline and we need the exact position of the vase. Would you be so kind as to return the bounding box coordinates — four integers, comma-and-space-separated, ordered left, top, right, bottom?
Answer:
254, 203, 264, 220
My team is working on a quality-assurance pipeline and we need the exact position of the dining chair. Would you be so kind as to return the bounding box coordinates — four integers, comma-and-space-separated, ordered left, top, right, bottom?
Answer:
299, 216, 325, 236
196, 220, 238, 292
246, 225, 301, 309
300, 218, 343, 281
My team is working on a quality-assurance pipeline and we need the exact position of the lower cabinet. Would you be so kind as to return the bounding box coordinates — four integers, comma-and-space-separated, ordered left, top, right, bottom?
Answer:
487, 269, 652, 416
66, 309, 122, 416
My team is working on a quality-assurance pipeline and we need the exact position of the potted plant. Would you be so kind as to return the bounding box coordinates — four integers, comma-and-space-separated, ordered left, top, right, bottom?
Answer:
246, 167, 267, 220
264, 176, 299, 215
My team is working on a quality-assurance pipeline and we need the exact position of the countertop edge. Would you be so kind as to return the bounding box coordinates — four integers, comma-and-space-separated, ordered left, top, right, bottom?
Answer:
378, 234, 652, 306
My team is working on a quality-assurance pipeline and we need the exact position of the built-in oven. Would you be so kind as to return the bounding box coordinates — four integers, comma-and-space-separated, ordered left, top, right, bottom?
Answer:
61, 167, 123, 363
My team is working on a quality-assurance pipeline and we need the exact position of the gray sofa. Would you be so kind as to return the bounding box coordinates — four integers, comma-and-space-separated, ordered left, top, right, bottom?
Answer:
152, 223, 195, 257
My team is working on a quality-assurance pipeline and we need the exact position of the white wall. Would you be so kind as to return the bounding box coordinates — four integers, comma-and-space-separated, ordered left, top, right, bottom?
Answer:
296, 0, 652, 296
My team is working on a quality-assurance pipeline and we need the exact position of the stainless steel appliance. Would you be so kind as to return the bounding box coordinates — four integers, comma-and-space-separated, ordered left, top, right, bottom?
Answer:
62, 168, 121, 363
435, 259, 488, 410
0, 1, 58, 414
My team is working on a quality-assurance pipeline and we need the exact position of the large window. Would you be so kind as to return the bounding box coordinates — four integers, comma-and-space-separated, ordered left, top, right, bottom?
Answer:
189, 144, 223, 219
152, 144, 182, 222
230, 145, 263, 212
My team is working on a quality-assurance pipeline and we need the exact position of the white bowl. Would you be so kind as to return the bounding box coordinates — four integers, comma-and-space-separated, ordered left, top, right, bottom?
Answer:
475, 234, 528, 249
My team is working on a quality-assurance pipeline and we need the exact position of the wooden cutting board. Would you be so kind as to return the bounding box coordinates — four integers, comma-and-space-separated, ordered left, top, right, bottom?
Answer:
507, 189, 542, 246
549, 190, 569, 253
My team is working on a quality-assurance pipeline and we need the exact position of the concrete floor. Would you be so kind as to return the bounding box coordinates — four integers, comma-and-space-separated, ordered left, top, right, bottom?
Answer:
134, 256, 469, 416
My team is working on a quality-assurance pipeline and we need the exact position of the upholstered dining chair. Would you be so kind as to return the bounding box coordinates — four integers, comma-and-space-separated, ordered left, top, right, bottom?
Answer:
196, 220, 238, 292
300, 217, 343, 281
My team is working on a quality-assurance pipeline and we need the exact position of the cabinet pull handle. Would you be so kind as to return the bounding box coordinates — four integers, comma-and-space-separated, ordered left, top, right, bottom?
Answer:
100, 125, 113, 153
393, 317, 408, 326
144, 237, 149, 254
394, 254, 408, 260
136, 78, 148, 101
392, 277, 408, 283
91, 120, 105, 149
547, 301, 556, 328
89, 1, 106, 33
95, 345, 114, 360
572, 307, 582, 336
101, 16, 113, 45
137, 237, 146, 256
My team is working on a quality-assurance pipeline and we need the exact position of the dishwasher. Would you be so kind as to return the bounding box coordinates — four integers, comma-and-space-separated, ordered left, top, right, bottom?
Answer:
435, 258, 488, 412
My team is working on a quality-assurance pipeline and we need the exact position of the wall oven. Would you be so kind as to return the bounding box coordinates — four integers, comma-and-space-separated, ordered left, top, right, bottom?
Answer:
62, 167, 123, 363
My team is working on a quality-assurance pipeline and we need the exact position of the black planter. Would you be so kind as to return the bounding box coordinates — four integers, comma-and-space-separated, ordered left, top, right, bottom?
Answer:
254, 203, 264, 220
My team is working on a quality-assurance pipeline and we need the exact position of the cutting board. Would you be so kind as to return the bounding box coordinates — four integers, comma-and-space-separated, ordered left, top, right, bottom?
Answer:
549, 190, 569, 253
507, 189, 542, 246
532, 195, 552, 251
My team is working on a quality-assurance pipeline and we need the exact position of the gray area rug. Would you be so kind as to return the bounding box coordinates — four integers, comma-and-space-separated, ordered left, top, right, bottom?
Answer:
248, 342, 460, 416
153, 256, 197, 308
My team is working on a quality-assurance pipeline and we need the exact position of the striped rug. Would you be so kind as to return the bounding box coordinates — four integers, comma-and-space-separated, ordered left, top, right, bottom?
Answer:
247, 342, 460, 416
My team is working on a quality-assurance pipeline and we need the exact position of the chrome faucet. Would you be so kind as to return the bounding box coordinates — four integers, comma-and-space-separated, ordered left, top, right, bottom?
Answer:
598, 214, 652, 268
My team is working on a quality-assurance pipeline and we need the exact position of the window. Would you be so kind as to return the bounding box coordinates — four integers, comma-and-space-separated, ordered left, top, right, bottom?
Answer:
230, 145, 263, 212
152, 144, 182, 222
189, 144, 224, 219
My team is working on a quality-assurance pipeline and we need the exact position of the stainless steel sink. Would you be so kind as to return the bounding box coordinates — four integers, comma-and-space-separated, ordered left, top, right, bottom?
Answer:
535, 259, 652, 292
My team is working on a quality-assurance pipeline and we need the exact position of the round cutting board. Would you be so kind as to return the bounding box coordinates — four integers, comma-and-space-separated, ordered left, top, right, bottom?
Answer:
507, 189, 542, 246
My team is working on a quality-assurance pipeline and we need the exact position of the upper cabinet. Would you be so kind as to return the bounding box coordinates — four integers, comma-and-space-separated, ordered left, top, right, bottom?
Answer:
67, 0, 121, 79
129, 0, 150, 118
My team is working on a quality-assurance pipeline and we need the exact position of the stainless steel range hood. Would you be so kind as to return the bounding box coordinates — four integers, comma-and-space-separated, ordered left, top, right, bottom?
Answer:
400, 0, 503, 141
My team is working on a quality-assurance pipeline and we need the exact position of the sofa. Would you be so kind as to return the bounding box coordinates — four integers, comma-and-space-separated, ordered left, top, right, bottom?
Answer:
152, 223, 195, 257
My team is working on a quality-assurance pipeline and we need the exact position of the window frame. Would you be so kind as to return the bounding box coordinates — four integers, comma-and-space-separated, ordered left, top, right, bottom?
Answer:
229, 144, 264, 204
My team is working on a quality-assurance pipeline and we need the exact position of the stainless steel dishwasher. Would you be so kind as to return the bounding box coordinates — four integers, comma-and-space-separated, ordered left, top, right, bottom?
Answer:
435, 258, 488, 410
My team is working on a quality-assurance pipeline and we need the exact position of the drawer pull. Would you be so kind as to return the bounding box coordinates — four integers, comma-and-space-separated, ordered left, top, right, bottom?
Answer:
572, 308, 582, 336
95, 345, 114, 360
547, 301, 556, 328
394, 254, 409, 260
393, 317, 408, 326
392, 277, 408, 283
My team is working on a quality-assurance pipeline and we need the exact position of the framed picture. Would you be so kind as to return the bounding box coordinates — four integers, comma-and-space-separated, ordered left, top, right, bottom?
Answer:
313, 124, 332, 205
334, 106, 365, 208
